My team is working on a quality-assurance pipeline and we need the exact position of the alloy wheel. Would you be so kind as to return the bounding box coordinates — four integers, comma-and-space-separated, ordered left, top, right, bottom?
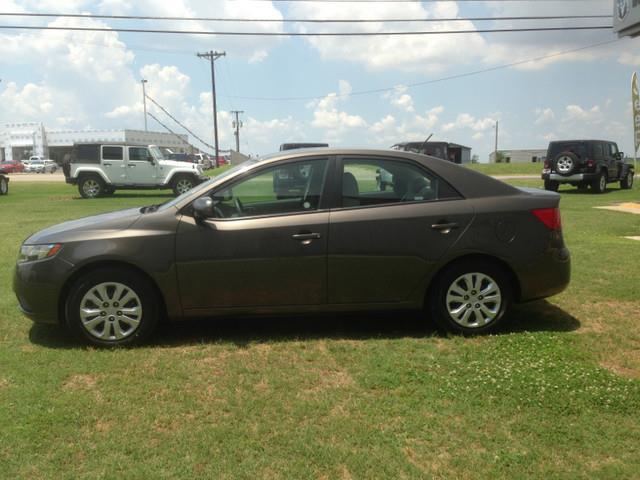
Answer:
445, 273, 502, 328
79, 282, 142, 341
176, 179, 193, 194
82, 179, 101, 198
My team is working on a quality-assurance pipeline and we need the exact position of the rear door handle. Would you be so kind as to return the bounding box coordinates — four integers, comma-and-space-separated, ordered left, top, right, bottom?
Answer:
431, 222, 459, 233
103, 163, 111, 167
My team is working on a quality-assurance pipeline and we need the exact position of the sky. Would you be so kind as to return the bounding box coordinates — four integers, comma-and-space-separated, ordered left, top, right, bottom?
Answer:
0, 0, 637, 161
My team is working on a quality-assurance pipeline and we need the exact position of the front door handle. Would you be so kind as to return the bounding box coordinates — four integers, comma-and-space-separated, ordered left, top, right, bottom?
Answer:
431, 222, 459, 234
292, 232, 321, 241
128, 164, 136, 168
292, 232, 321, 245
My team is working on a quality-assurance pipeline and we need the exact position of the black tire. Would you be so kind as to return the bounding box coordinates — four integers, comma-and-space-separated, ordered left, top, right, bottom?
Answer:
172, 174, 196, 196
620, 171, 634, 190
544, 179, 559, 192
591, 171, 607, 194
65, 267, 159, 347
0, 176, 8, 195
78, 175, 105, 198
428, 260, 511, 335
553, 151, 578, 177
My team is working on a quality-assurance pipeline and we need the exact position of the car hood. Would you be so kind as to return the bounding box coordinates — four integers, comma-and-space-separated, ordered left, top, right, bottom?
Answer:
25, 207, 142, 245
159, 160, 198, 169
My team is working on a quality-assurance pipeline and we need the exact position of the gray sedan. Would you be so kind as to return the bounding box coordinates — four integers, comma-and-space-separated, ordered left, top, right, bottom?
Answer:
14, 149, 570, 346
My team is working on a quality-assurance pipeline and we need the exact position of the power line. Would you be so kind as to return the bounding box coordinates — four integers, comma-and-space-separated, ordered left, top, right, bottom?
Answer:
0, 24, 613, 36
146, 112, 194, 150
145, 94, 216, 151
223, 38, 620, 101
234, 0, 592, 2
0, 12, 612, 23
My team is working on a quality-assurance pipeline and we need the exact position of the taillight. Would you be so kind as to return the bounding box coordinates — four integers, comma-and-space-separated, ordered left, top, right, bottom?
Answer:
543, 159, 550, 169
586, 159, 595, 169
532, 208, 562, 230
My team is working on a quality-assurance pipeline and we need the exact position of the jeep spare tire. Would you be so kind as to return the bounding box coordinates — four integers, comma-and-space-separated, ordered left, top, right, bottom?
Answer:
554, 151, 578, 176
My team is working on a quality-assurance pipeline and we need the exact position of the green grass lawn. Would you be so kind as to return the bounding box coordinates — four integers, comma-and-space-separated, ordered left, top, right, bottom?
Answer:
1, 177, 639, 478
467, 162, 543, 175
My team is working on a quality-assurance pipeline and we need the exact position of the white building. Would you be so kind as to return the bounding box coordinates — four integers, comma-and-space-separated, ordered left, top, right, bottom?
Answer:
489, 149, 547, 164
0, 122, 190, 163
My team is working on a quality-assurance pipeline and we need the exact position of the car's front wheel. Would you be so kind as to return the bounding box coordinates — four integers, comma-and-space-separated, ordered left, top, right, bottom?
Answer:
172, 174, 196, 196
0, 176, 8, 195
620, 171, 634, 190
428, 260, 511, 334
65, 267, 160, 347
78, 175, 105, 198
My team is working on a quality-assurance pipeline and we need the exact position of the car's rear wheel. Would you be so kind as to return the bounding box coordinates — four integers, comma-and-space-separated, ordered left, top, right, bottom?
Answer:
591, 171, 607, 194
428, 260, 511, 334
544, 179, 559, 192
78, 175, 105, 198
172, 174, 195, 196
65, 267, 159, 347
0, 176, 8, 195
620, 171, 634, 190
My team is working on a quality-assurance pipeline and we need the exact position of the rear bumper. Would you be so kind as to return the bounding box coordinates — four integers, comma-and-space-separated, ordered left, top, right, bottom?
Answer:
541, 172, 598, 183
515, 245, 571, 302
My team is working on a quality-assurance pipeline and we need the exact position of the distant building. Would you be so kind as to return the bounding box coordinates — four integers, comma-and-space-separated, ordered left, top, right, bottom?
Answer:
0, 122, 189, 163
391, 141, 472, 165
489, 149, 547, 164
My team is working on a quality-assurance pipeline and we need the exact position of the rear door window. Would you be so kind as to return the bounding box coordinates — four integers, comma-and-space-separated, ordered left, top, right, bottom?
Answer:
340, 157, 460, 208
102, 146, 124, 161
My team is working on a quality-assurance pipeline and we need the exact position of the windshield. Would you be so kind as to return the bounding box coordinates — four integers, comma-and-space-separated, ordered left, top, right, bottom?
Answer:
157, 158, 259, 212
149, 145, 167, 161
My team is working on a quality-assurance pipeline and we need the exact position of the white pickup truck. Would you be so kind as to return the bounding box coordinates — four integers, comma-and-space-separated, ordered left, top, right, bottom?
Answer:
64, 143, 208, 198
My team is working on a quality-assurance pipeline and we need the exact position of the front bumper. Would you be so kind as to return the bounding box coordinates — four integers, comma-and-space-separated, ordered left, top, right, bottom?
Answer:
13, 257, 72, 324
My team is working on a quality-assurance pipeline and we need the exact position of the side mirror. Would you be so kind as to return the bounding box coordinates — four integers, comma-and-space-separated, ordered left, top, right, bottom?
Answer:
193, 197, 215, 220
617, 152, 624, 160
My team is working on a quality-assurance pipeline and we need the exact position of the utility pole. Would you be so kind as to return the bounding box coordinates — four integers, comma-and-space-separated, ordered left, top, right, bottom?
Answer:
231, 110, 244, 152
141, 79, 148, 131
494, 120, 499, 162
197, 50, 226, 161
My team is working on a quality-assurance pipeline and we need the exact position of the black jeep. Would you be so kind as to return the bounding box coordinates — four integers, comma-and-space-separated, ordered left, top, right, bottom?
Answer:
542, 140, 634, 193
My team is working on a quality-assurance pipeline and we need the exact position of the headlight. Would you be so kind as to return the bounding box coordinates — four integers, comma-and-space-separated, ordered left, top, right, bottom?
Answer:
18, 244, 62, 264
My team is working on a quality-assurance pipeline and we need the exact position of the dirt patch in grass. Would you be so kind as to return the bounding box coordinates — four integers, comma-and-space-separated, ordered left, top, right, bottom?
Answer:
62, 373, 105, 402
555, 299, 640, 378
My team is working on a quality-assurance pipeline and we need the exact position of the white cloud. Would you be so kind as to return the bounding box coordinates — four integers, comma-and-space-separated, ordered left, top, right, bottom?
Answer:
534, 108, 555, 125
289, 2, 489, 73
384, 85, 415, 113
442, 113, 496, 132
564, 104, 601, 123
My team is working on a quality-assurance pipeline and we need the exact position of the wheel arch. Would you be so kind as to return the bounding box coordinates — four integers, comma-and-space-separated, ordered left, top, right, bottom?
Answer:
165, 170, 197, 186
424, 253, 522, 306
76, 169, 110, 184
57, 260, 168, 325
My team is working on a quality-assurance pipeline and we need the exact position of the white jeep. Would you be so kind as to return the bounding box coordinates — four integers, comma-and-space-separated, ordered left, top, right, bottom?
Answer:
64, 143, 208, 198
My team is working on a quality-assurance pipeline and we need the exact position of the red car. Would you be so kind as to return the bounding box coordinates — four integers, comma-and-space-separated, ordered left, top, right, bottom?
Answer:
0, 160, 25, 174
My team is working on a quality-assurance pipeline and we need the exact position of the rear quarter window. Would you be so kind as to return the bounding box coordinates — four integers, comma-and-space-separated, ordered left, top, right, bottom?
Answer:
71, 145, 100, 164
